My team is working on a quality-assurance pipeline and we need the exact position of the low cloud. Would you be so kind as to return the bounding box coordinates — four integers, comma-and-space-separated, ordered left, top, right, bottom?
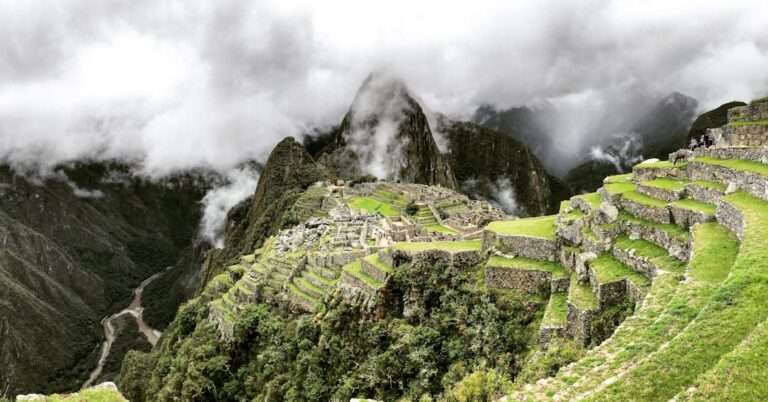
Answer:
0, 1, 766, 177
199, 166, 260, 248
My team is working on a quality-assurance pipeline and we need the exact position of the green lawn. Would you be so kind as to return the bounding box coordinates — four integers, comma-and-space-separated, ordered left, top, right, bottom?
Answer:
568, 274, 598, 310
576, 192, 603, 208
670, 199, 716, 215
641, 178, 688, 191
604, 173, 634, 184
486, 215, 557, 240
693, 156, 768, 176
622, 190, 668, 208
393, 239, 482, 253
424, 223, 458, 234
590, 254, 650, 287
44, 388, 128, 402
487, 255, 568, 278
342, 260, 385, 289
691, 180, 726, 191
347, 196, 401, 217
543, 292, 568, 326
588, 195, 765, 402
604, 182, 636, 196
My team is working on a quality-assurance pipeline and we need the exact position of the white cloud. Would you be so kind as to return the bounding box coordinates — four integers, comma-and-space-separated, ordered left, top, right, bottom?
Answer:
0, 0, 765, 175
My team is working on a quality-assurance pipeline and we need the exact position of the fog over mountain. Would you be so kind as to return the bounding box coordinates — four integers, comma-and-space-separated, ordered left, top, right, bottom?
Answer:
1, 0, 767, 176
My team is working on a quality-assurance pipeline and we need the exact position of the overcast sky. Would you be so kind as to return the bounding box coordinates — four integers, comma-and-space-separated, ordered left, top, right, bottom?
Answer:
1, 0, 767, 175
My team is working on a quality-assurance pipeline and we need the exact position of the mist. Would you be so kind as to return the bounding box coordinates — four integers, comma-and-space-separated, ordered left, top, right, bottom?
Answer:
1, 1, 767, 177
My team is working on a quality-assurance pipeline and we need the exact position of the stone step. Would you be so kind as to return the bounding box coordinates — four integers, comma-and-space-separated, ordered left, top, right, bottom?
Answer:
668, 199, 716, 228
570, 192, 602, 214
539, 292, 568, 348
566, 274, 598, 347
306, 264, 340, 281
587, 254, 650, 309
293, 276, 325, 300
485, 255, 569, 294
287, 283, 319, 312
684, 180, 726, 203
636, 178, 688, 202
687, 156, 768, 202
360, 254, 393, 283
632, 160, 687, 182
618, 191, 672, 224
611, 235, 685, 278
303, 270, 336, 290
617, 211, 691, 261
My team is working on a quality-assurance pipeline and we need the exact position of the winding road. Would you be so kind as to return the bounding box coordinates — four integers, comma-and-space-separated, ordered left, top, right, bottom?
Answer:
82, 268, 168, 389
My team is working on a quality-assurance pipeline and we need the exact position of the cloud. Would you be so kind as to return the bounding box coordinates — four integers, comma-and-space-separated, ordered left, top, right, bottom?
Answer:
0, 0, 766, 176
199, 165, 260, 248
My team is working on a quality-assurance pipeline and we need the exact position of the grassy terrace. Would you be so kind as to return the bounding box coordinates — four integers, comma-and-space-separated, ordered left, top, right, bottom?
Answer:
622, 190, 668, 208
613, 236, 686, 272
694, 156, 768, 176
542, 293, 568, 326
641, 178, 688, 191
590, 254, 650, 287
670, 199, 717, 215
604, 173, 633, 184
363, 254, 393, 273
288, 282, 319, 304
604, 182, 635, 196
618, 212, 689, 242
568, 274, 598, 310
342, 260, 384, 289
393, 239, 482, 252
486, 215, 557, 240
576, 192, 602, 208
347, 196, 401, 217
730, 119, 768, 126
635, 160, 685, 169
424, 223, 458, 234
691, 179, 726, 191
487, 255, 568, 278
587, 196, 761, 402
43, 388, 129, 401
521, 222, 738, 401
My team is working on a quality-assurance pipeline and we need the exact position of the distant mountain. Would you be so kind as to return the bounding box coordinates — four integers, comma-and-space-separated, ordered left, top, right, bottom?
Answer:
0, 162, 211, 396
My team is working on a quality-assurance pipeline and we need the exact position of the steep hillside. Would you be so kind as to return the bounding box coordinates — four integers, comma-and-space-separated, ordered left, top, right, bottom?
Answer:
117, 98, 768, 401
0, 162, 210, 396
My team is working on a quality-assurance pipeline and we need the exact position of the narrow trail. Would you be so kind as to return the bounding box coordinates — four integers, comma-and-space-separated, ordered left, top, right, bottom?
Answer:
82, 268, 168, 389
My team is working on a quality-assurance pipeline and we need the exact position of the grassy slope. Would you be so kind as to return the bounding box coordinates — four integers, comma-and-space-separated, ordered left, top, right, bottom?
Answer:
486, 216, 557, 240
588, 193, 767, 401
347, 196, 401, 217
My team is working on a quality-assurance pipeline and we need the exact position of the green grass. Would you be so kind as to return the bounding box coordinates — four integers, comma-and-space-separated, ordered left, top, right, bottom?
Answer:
691, 180, 726, 191
342, 260, 385, 289
670, 199, 716, 215
730, 119, 768, 126
613, 236, 686, 273
568, 274, 598, 310
363, 254, 393, 273
604, 182, 635, 196
424, 223, 458, 234
486, 215, 557, 240
622, 190, 668, 208
44, 388, 128, 401
543, 293, 568, 326
393, 240, 482, 253
604, 173, 634, 184
618, 211, 689, 242
487, 255, 568, 278
641, 178, 688, 191
576, 192, 602, 208
587, 196, 764, 402
347, 196, 401, 217
694, 156, 768, 176
590, 254, 650, 287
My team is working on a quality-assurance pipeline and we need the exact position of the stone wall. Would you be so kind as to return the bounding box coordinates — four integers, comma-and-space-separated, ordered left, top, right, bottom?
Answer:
338, 271, 380, 309
669, 204, 714, 229
694, 147, 768, 164
685, 183, 723, 203
716, 198, 745, 240
728, 102, 768, 123
361, 259, 389, 283
539, 324, 567, 349
633, 165, 687, 182
587, 268, 628, 308
567, 303, 597, 347
636, 184, 684, 202
482, 230, 558, 261
619, 198, 672, 224
556, 216, 584, 246
618, 219, 691, 261
612, 247, 658, 279
723, 124, 768, 147
485, 266, 552, 294
687, 161, 768, 202
551, 276, 570, 293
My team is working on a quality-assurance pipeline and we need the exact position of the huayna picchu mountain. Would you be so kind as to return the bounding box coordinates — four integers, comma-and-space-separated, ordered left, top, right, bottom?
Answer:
111, 97, 768, 401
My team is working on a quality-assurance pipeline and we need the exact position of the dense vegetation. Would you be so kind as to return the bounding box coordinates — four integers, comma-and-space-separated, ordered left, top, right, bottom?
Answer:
121, 258, 540, 401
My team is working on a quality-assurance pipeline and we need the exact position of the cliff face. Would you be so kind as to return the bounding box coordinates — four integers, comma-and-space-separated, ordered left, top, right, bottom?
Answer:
202, 137, 332, 283
439, 120, 559, 216
320, 74, 457, 189
0, 163, 209, 396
